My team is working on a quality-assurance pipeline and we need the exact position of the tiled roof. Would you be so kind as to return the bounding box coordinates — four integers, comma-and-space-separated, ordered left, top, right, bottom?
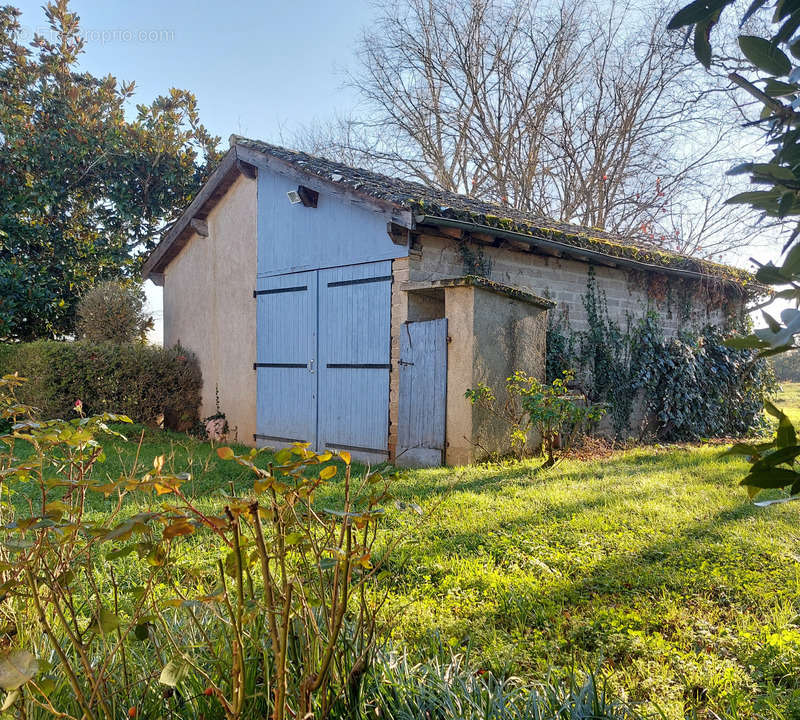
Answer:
232, 136, 754, 289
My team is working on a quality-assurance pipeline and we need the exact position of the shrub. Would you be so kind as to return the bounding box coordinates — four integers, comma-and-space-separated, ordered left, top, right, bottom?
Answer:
0, 374, 398, 720
74, 281, 153, 343
0, 340, 202, 430
466, 371, 605, 464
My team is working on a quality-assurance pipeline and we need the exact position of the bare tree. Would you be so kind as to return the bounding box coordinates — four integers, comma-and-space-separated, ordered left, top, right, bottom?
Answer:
296, 0, 762, 258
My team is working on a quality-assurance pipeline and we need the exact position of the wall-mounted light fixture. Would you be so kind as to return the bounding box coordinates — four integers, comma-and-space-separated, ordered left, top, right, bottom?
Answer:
287, 185, 319, 208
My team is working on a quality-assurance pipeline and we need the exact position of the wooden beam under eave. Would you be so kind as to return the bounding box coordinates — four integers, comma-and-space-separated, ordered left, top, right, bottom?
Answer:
190, 218, 209, 237
237, 159, 257, 179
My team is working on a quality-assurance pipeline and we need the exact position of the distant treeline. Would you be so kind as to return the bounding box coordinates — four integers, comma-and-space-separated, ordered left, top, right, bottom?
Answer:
771, 350, 800, 382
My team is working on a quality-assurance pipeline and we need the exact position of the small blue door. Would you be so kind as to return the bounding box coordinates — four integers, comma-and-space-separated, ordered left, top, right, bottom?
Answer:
255, 271, 318, 446
397, 318, 448, 467
255, 262, 392, 463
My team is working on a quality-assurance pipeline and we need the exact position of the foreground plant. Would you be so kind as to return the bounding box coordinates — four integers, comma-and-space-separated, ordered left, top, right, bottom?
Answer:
0, 372, 398, 719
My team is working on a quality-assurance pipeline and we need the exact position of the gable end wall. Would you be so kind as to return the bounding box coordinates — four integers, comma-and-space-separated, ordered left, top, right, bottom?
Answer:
162, 174, 258, 443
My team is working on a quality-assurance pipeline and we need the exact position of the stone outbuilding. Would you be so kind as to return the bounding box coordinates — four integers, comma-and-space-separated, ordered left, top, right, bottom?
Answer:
143, 136, 753, 466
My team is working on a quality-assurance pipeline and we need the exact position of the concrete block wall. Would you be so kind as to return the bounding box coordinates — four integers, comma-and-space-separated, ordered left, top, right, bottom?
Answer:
408, 233, 733, 336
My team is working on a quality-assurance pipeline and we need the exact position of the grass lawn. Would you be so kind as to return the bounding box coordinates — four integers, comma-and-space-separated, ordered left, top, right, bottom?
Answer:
12, 389, 800, 719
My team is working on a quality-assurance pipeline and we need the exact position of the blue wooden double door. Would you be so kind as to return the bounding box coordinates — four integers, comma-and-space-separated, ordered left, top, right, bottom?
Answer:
255, 261, 392, 463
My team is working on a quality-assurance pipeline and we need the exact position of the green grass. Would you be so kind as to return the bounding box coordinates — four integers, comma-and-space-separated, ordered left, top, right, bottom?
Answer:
775, 381, 800, 427
12, 409, 800, 719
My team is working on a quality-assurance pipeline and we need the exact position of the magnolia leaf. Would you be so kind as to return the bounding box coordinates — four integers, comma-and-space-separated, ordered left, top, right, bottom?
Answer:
338, 451, 351, 465
783, 240, 800, 277
750, 162, 797, 181
726, 190, 781, 207
724, 334, 769, 349
0, 650, 38, 691
159, 658, 191, 687
667, 0, 728, 29
694, 17, 715, 68
739, 35, 792, 75
742, 467, 800, 489
750, 445, 800, 471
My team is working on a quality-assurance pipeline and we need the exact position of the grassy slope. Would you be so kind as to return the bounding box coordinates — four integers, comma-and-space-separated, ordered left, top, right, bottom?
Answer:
13, 390, 800, 719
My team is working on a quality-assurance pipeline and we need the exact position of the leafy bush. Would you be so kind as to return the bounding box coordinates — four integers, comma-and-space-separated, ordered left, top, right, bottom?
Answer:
0, 374, 397, 719
0, 340, 202, 430
466, 371, 605, 464
74, 281, 154, 343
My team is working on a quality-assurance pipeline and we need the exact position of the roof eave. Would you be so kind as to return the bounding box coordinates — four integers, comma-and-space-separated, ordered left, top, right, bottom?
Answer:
415, 214, 754, 291
142, 148, 244, 282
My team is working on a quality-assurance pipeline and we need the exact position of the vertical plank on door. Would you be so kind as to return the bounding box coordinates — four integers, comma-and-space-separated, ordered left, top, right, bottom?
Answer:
317, 262, 393, 465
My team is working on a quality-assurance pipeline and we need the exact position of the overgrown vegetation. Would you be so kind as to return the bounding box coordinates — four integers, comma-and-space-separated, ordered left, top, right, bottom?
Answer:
547, 269, 775, 440
466, 371, 605, 465
0, 374, 396, 719
0, 374, 656, 720
0, 341, 202, 430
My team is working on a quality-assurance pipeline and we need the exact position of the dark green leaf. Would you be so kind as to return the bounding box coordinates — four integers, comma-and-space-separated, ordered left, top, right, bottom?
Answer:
739, 35, 792, 76
667, 0, 729, 29
741, 467, 800, 488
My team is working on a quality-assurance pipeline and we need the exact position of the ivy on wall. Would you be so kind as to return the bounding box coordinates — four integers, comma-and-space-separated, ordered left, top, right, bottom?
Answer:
547, 268, 775, 440
457, 239, 492, 277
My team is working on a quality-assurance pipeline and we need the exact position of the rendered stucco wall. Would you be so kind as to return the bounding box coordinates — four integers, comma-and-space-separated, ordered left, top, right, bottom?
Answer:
470, 288, 548, 460
163, 174, 258, 443
443, 286, 548, 466
444, 286, 476, 466
408, 233, 735, 335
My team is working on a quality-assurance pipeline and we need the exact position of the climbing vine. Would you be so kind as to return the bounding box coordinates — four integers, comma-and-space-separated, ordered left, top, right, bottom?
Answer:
547, 268, 775, 441
457, 239, 492, 277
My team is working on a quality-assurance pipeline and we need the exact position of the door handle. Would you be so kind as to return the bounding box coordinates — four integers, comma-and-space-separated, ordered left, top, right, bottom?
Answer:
308, 359, 315, 374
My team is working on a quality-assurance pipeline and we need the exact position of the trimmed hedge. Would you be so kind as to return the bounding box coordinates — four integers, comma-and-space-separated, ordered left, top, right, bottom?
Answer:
0, 341, 202, 431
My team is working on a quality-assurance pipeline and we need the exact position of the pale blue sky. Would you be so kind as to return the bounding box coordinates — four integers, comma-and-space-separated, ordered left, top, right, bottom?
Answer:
13, 0, 380, 338
14, 0, 376, 143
